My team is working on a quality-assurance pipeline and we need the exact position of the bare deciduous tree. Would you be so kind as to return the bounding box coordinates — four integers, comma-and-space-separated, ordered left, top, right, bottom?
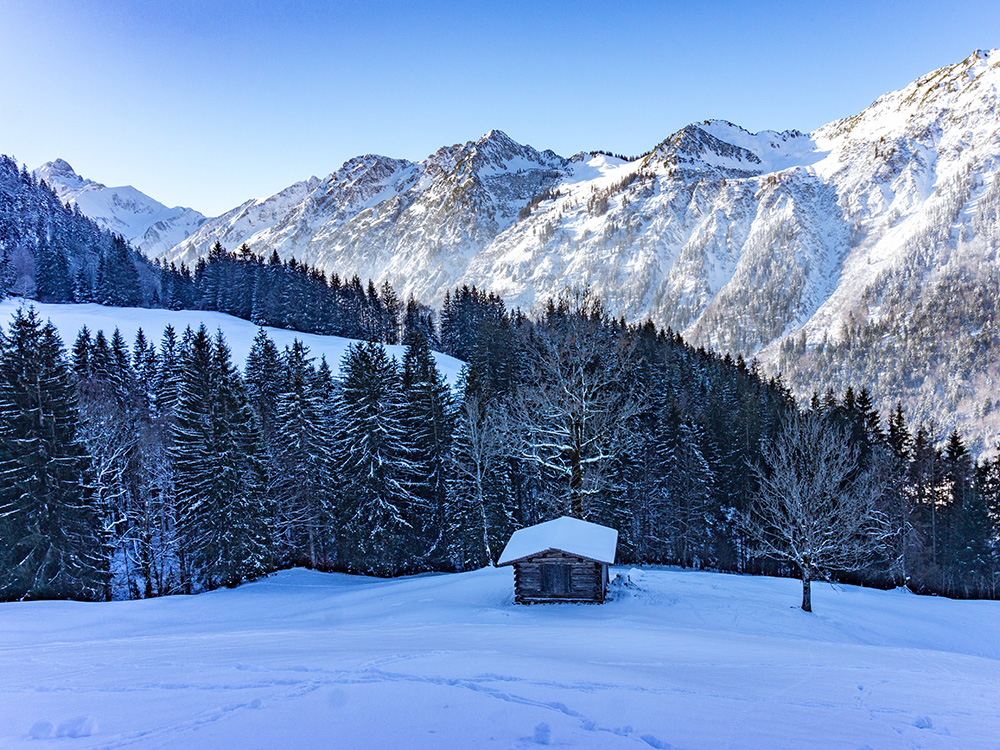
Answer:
517, 292, 643, 520
448, 387, 514, 565
744, 409, 891, 612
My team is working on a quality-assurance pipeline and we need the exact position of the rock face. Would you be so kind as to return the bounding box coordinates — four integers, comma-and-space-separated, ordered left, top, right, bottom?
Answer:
34, 159, 208, 258
165, 129, 572, 305
100, 51, 1000, 449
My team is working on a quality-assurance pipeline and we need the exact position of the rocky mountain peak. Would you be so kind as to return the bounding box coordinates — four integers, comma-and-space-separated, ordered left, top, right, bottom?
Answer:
454, 130, 568, 176
36, 159, 95, 189
44, 158, 77, 177
647, 123, 764, 175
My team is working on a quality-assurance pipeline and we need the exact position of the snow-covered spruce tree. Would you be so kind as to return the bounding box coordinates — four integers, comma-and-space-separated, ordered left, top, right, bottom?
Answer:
659, 417, 717, 568
402, 296, 439, 350
976, 451, 1000, 597
333, 342, 420, 575
250, 252, 279, 326
611, 335, 677, 564
881, 402, 915, 584
244, 328, 284, 443
907, 423, 948, 584
126, 328, 175, 598
400, 329, 454, 565
153, 325, 182, 421
938, 431, 995, 596
0, 307, 108, 601
170, 326, 270, 591
381, 280, 402, 345
94, 237, 141, 308
744, 408, 892, 612
34, 242, 73, 303
445, 365, 514, 569
270, 339, 336, 569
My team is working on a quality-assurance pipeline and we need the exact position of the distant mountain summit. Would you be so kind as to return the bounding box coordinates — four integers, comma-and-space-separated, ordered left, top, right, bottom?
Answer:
34, 160, 208, 258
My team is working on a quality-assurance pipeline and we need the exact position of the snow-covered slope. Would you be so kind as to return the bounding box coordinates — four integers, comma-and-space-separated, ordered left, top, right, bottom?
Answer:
158, 49, 1000, 450
34, 159, 208, 257
165, 174, 323, 267
165, 130, 571, 304
0, 566, 996, 748
0, 300, 464, 386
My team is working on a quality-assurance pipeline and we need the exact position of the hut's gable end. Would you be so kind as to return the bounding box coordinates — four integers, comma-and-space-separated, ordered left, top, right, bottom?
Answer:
513, 550, 607, 604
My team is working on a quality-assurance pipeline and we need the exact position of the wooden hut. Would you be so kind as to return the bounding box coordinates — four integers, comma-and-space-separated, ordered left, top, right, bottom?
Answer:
497, 516, 618, 603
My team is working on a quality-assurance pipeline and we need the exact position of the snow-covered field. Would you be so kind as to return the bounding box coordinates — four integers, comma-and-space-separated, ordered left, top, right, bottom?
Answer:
0, 567, 996, 749
0, 300, 465, 386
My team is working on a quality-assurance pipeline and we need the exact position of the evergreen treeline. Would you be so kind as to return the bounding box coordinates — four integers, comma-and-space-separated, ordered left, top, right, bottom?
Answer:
158, 241, 436, 344
1, 291, 997, 602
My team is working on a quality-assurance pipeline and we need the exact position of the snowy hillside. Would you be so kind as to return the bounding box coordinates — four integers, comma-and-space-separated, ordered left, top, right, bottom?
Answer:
164, 174, 323, 267
0, 300, 465, 385
155, 49, 1000, 451
165, 130, 571, 305
0, 566, 996, 749
34, 159, 208, 257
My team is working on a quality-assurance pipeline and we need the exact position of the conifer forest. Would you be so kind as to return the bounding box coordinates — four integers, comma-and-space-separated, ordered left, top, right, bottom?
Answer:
1, 154, 998, 605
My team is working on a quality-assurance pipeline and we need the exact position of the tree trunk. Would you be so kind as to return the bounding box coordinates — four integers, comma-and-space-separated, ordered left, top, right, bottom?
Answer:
570, 447, 583, 518
801, 573, 812, 612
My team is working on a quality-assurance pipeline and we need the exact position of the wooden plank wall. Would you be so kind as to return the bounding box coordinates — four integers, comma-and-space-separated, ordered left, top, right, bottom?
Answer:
513, 550, 606, 603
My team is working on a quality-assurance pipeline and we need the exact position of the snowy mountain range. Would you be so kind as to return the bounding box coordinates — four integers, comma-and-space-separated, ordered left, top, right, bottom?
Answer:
42, 49, 1000, 450
34, 159, 208, 258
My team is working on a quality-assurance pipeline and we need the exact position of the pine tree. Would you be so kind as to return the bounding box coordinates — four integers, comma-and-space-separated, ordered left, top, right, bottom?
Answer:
95, 238, 141, 307
661, 417, 717, 568
882, 402, 914, 584
333, 343, 419, 574
170, 327, 271, 591
909, 424, 946, 581
400, 330, 454, 563
0, 307, 108, 600
34, 242, 74, 302
381, 281, 401, 344
270, 339, 335, 568
153, 325, 182, 421
244, 328, 283, 442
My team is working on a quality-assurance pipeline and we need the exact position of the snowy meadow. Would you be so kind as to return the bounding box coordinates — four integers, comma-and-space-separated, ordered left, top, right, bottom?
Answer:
1, 567, 997, 749
0, 300, 465, 385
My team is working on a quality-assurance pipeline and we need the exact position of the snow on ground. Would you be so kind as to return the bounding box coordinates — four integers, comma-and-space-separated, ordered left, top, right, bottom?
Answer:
0, 300, 465, 386
0, 567, 996, 749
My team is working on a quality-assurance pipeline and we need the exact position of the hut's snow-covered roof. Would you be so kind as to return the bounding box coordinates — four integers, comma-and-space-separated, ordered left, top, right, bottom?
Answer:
497, 516, 618, 566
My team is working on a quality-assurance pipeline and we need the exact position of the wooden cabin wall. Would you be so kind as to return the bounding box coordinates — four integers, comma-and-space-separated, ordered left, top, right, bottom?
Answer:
513, 550, 606, 603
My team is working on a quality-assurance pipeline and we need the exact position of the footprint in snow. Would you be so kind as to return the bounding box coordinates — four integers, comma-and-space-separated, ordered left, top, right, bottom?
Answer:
33, 716, 99, 739
533, 722, 551, 745
28, 721, 54, 740
641, 735, 671, 749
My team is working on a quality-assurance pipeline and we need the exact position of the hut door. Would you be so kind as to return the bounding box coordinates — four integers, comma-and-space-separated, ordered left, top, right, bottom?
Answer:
541, 563, 571, 594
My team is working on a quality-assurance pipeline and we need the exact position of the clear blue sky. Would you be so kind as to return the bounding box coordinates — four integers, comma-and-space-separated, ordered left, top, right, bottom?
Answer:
1, 0, 996, 216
